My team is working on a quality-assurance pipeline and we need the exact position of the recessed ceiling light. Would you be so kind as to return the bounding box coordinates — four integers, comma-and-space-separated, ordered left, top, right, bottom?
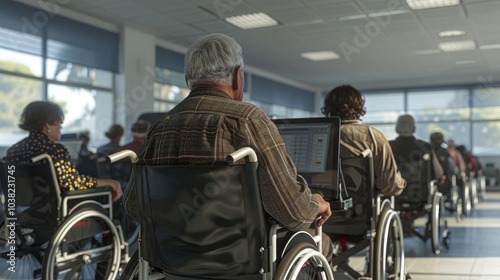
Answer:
479, 44, 500, 50
301, 51, 340, 61
439, 30, 466, 38
339, 10, 409, 21
224, 12, 279, 30
439, 40, 476, 52
368, 10, 410, 17
406, 0, 460, 10
339, 14, 367, 21
455, 60, 477, 65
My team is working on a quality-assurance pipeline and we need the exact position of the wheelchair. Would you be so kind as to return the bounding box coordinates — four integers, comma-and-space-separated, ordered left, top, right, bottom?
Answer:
109, 147, 334, 280
475, 169, 487, 202
437, 173, 463, 223
320, 149, 406, 280
457, 172, 472, 218
0, 153, 134, 279
466, 170, 484, 209
393, 154, 449, 255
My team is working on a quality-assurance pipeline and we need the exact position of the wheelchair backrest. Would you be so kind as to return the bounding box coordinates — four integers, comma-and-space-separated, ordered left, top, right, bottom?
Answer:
134, 161, 269, 278
325, 149, 374, 236
394, 155, 431, 210
0, 161, 59, 232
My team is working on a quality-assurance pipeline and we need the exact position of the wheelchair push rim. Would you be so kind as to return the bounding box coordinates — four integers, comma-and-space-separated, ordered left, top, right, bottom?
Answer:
42, 206, 121, 280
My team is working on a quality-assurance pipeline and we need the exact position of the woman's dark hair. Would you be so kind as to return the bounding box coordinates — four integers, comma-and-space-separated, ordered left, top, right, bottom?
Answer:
19, 101, 65, 132
322, 85, 366, 120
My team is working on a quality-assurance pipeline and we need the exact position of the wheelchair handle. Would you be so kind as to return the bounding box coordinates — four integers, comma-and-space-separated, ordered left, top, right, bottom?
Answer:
361, 149, 372, 159
227, 147, 257, 164
107, 150, 139, 164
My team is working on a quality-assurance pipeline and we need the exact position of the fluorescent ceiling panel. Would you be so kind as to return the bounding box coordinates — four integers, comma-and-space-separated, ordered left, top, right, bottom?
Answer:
225, 12, 278, 29
439, 40, 476, 52
301, 51, 340, 61
406, 0, 460, 10
439, 30, 466, 38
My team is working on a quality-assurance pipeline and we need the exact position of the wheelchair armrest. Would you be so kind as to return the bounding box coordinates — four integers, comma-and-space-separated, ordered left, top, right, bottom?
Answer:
61, 187, 113, 198
61, 187, 113, 218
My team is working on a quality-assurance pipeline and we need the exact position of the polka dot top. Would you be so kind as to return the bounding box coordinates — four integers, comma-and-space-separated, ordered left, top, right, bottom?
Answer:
5, 131, 97, 191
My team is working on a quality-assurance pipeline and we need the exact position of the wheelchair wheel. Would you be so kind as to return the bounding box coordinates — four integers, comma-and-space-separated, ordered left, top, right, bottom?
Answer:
42, 204, 121, 280
478, 175, 486, 201
121, 250, 166, 280
450, 185, 462, 222
374, 207, 405, 280
470, 177, 478, 208
274, 242, 334, 280
462, 180, 471, 217
431, 191, 448, 255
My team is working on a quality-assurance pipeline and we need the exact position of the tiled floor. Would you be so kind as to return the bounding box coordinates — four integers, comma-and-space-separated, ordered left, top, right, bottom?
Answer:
405, 189, 500, 280
2, 191, 500, 279
344, 189, 500, 280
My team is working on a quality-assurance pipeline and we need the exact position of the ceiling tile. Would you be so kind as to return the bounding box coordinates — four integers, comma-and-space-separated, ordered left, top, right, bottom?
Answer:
40, 0, 500, 89
248, 0, 304, 11
190, 20, 239, 33
158, 24, 205, 39
141, 0, 193, 12
416, 5, 466, 19
162, 7, 217, 23
309, 2, 364, 18
271, 8, 323, 26
102, 2, 157, 19
132, 14, 183, 29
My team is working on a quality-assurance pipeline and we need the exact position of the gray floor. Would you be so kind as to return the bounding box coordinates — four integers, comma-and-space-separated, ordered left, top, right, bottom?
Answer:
346, 189, 500, 280
2, 190, 500, 279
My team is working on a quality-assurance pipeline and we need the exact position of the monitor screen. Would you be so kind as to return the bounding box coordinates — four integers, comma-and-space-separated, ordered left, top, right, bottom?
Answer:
57, 139, 83, 162
273, 117, 341, 199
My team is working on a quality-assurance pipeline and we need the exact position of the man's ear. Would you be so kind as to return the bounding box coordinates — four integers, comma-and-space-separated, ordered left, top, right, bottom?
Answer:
185, 76, 189, 88
232, 66, 242, 91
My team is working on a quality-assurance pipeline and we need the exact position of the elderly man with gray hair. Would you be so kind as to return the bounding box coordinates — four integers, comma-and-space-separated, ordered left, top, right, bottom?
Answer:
390, 114, 445, 205
122, 33, 333, 276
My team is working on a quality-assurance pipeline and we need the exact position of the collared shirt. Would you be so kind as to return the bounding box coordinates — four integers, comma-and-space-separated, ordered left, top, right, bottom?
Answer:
123, 87, 319, 231
340, 120, 406, 196
6, 131, 97, 191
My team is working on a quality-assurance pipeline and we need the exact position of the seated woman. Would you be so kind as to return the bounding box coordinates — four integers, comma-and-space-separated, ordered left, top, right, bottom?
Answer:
5, 101, 122, 202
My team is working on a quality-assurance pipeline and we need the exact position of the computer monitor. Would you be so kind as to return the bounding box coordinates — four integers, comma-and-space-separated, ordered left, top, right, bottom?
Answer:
57, 139, 83, 162
273, 117, 350, 210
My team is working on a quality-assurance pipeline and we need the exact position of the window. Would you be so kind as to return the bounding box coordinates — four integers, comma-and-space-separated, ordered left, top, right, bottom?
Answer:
370, 124, 399, 141
154, 68, 190, 112
472, 87, 500, 120
0, 1, 119, 156
407, 90, 470, 122
363, 92, 404, 123
415, 121, 470, 148
0, 26, 43, 77
46, 59, 113, 88
47, 84, 113, 148
0, 73, 43, 145
472, 121, 500, 156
